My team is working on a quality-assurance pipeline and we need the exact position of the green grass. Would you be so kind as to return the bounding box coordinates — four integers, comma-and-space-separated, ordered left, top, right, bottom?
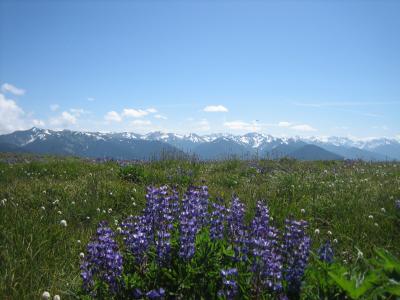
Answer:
0, 153, 399, 299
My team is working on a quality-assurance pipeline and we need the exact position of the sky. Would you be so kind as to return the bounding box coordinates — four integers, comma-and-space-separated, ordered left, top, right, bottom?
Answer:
1, 0, 400, 139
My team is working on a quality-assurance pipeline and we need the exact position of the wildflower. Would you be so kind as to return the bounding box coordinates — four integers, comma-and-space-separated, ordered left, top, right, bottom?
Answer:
41, 206, 46, 211
318, 241, 334, 263
86, 216, 90, 220
96, 208, 100, 213
79, 252, 85, 259
218, 268, 238, 299
1, 198, 7, 206
368, 215, 373, 219
146, 288, 165, 299
300, 209, 305, 214
210, 197, 226, 240
374, 222, 379, 227
42, 291, 51, 300
80, 221, 123, 294
53, 295, 61, 300
71, 201, 75, 205
77, 240, 81, 244
57, 210, 62, 215
116, 227, 122, 234
333, 238, 338, 244
250, 201, 282, 293
381, 207, 386, 213
60, 220, 67, 227
395, 199, 400, 210
108, 208, 112, 214
283, 219, 311, 296
327, 230, 332, 236
357, 249, 364, 259
314, 229, 320, 235
227, 196, 248, 261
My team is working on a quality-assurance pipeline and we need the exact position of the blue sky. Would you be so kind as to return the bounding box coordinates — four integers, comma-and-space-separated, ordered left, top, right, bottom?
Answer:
1, 0, 399, 138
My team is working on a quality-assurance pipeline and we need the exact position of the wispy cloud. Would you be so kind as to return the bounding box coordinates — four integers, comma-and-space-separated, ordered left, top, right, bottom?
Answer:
87, 97, 95, 102
293, 101, 400, 107
50, 104, 60, 111
104, 111, 122, 122
1, 83, 26, 96
223, 120, 260, 131
131, 119, 151, 126
290, 124, 317, 132
278, 121, 291, 127
154, 114, 167, 120
203, 105, 228, 112
50, 111, 77, 126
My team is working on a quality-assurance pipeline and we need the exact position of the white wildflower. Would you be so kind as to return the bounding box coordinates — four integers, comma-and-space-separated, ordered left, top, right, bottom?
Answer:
300, 208, 306, 214
42, 291, 51, 300
314, 229, 320, 235
327, 230, 332, 236
368, 215, 373, 219
53, 295, 61, 300
79, 252, 85, 259
381, 207, 386, 213
60, 220, 67, 227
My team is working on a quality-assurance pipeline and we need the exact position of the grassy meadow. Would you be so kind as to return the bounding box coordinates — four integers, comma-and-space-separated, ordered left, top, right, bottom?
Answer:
0, 153, 399, 299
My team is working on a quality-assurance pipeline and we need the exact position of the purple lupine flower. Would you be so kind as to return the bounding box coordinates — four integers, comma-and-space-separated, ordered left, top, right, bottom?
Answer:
80, 221, 123, 294
120, 215, 149, 265
148, 186, 174, 265
227, 196, 248, 261
146, 288, 165, 299
318, 240, 334, 263
251, 201, 283, 293
179, 189, 198, 260
395, 199, 400, 210
210, 197, 226, 240
218, 268, 238, 300
198, 185, 210, 227
282, 219, 311, 295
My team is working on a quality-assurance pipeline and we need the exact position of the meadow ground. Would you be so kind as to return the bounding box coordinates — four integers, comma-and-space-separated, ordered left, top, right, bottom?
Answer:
0, 153, 399, 299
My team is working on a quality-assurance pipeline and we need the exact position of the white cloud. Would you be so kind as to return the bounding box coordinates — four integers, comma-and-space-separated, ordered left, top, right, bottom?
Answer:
33, 119, 45, 127
1, 83, 25, 96
0, 93, 27, 133
131, 119, 151, 126
290, 124, 317, 132
50, 111, 77, 127
104, 111, 122, 122
122, 108, 149, 118
154, 114, 167, 120
223, 120, 260, 131
278, 121, 291, 127
146, 108, 157, 113
69, 108, 89, 117
87, 97, 95, 102
203, 105, 228, 112
196, 119, 210, 131
50, 104, 59, 111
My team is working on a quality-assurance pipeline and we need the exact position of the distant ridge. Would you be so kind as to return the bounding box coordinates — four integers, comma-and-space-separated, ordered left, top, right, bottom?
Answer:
0, 128, 398, 161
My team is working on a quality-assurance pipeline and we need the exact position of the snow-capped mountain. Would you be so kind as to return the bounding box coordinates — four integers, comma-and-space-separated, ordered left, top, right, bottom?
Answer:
0, 128, 399, 161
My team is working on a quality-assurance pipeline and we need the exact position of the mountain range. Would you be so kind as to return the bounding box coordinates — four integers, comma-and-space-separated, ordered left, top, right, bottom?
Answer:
0, 127, 399, 161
